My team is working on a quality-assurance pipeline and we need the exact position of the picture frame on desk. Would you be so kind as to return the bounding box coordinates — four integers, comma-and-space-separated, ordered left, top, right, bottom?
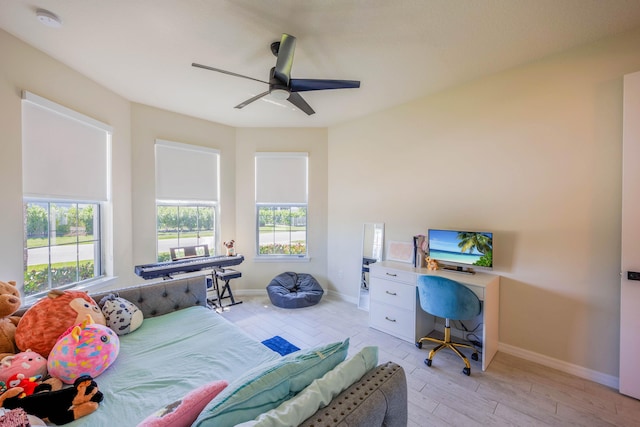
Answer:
386, 241, 414, 263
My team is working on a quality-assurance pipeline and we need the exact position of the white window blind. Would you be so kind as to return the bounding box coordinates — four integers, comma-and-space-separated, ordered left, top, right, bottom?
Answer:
155, 140, 219, 202
21, 91, 112, 201
255, 152, 308, 204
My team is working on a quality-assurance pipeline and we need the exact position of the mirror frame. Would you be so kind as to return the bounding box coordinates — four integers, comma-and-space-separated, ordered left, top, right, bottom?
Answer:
359, 222, 384, 310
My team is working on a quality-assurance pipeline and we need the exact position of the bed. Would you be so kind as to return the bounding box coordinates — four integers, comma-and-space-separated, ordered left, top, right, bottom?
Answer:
45, 275, 408, 427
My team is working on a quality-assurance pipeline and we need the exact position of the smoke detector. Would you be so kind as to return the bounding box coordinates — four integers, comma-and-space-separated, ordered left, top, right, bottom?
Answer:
36, 9, 62, 28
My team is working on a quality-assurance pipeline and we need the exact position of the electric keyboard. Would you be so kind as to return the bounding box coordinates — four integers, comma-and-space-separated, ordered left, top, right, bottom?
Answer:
134, 254, 244, 280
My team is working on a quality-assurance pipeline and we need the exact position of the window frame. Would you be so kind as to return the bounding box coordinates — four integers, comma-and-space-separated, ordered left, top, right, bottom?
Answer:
23, 198, 104, 299
255, 203, 308, 259
155, 202, 218, 262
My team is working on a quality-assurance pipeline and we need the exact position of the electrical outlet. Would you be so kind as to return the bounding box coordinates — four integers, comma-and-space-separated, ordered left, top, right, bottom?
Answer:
628, 271, 640, 281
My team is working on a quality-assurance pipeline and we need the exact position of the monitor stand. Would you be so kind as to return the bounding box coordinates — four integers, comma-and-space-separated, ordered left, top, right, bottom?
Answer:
441, 265, 476, 275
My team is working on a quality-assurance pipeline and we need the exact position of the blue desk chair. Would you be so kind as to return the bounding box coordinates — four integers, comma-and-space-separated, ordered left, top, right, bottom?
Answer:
416, 275, 481, 376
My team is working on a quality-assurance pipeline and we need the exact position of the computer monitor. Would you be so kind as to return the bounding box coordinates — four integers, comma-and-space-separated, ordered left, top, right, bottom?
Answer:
427, 229, 493, 272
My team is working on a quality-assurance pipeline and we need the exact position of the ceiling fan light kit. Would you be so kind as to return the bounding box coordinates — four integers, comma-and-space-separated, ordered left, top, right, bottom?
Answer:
269, 88, 290, 100
192, 33, 360, 115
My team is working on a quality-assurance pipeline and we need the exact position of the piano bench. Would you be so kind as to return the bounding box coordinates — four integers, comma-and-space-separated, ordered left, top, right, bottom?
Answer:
215, 269, 242, 280
208, 269, 242, 310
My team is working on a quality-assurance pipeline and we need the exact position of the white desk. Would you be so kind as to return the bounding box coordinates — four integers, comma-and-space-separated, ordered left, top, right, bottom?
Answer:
369, 261, 500, 371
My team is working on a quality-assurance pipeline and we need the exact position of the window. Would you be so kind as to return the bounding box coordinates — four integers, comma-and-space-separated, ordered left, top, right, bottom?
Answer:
24, 201, 101, 296
156, 204, 216, 262
155, 140, 219, 261
255, 153, 308, 257
21, 91, 111, 297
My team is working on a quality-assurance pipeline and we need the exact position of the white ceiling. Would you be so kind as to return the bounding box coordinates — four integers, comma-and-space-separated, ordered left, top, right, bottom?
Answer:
2, 0, 640, 128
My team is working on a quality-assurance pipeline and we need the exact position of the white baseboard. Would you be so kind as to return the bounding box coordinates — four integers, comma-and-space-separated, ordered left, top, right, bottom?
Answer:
498, 342, 619, 389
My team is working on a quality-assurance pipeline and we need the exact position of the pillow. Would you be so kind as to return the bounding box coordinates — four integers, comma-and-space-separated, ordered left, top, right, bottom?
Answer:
15, 290, 106, 358
137, 380, 228, 427
47, 317, 120, 384
192, 339, 349, 427
99, 294, 144, 335
236, 346, 378, 427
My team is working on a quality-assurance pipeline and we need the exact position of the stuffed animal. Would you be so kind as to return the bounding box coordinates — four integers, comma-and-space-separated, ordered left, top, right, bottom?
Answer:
425, 256, 439, 271
6, 373, 43, 397
0, 374, 103, 425
99, 294, 143, 336
0, 350, 48, 385
47, 315, 119, 384
223, 240, 236, 256
15, 290, 106, 358
0, 280, 22, 361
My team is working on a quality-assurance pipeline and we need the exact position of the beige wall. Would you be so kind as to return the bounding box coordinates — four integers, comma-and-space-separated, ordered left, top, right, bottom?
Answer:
327, 27, 640, 377
0, 29, 134, 286
235, 128, 328, 292
130, 104, 236, 267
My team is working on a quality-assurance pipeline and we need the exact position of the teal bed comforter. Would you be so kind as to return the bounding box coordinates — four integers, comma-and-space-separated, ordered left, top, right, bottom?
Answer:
63, 306, 279, 427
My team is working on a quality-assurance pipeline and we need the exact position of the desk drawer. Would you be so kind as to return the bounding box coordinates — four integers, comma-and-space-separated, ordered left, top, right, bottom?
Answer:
370, 277, 415, 310
370, 266, 416, 284
369, 301, 414, 342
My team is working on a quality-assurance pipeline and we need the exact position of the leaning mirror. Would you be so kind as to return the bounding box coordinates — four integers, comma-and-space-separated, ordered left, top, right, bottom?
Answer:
358, 223, 384, 310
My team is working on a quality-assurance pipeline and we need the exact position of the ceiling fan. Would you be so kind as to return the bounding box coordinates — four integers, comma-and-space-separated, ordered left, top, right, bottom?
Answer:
192, 33, 360, 115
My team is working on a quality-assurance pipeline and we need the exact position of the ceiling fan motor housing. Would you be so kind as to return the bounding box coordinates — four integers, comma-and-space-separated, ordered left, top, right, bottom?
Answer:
270, 41, 280, 56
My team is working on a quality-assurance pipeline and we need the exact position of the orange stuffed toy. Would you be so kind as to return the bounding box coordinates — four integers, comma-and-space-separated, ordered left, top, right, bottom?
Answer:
425, 256, 439, 271
15, 290, 106, 358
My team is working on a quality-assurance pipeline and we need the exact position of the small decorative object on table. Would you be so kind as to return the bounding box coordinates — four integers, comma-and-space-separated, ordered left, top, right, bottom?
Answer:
413, 235, 427, 268
223, 240, 235, 256
425, 256, 439, 271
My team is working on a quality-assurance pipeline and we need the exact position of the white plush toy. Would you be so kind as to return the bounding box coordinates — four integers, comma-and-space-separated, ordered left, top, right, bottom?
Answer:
99, 294, 143, 336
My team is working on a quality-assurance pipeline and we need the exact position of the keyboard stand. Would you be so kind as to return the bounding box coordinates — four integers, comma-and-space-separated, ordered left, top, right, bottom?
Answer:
207, 268, 242, 310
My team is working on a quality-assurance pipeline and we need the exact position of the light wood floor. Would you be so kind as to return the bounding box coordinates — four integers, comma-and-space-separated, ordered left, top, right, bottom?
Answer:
219, 295, 640, 427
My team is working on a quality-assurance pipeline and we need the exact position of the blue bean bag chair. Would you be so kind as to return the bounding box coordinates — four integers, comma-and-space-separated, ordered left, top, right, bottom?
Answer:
267, 272, 324, 309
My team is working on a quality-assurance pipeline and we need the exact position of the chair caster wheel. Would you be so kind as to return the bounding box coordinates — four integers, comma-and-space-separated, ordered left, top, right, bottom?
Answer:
416, 342, 422, 349
463, 367, 471, 376
425, 359, 432, 367
471, 353, 478, 361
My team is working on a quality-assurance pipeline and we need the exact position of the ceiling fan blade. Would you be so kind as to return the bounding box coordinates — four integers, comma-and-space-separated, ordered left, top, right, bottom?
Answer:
234, 91, 270, 109
192, 63, 269, 85
290, 78, 361, 92
274, 34, 296, 86
287, 92, 315, 115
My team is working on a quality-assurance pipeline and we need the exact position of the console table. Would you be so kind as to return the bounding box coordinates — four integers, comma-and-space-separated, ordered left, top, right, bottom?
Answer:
369, 261, 500, 371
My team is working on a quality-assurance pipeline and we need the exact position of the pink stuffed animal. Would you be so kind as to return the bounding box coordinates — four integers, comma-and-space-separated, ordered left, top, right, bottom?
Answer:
0, 350, 47, 385
47, 316, 119, 384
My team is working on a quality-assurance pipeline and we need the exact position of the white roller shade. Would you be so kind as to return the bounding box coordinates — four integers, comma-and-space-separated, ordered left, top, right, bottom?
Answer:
255, 153, 308, 204
155, 140, 219, 202
21, 91, 111, 201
